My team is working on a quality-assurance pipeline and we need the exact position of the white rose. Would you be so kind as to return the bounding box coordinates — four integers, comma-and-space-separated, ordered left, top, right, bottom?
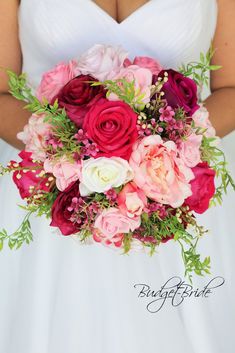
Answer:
79, 157, 134, 196
77, 44, 128, 81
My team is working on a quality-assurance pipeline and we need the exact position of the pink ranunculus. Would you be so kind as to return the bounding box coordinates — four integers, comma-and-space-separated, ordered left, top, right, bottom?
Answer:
93, 208, 140, 247
129, 135, 194, 208
108, 65, 152, 106
118, 182, 147, 219
11, 151, 51, 200
77, 44, 128, 81
44, 157, 81, 191
192, 105, 217, 138
179, 133, 202, 168
185, 162, 216, 214
17, 114, 52, 162
124, 56, 163, 76
36, 60, 79, 103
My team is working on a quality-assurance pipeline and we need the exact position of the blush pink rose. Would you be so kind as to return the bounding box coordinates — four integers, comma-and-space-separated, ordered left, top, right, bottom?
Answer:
77, 44, 128, 81
192, 105, 216, 138
44, 157, 81, 191
118, 182, 147, 219
17, 114, 52, 162
178, 133, 202, 168
108, 65, 152, 106
124, 56, 163, 75
37, 60, 79, 103
93, 207, 140, 247
129, 135, 194, 208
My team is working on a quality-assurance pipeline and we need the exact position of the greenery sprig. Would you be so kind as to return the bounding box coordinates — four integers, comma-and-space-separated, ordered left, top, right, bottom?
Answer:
0, 212, 33, 251
179, 45, 221, 90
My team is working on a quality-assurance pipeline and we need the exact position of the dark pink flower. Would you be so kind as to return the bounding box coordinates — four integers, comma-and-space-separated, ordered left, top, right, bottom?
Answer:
54, 74, 105, 127
11, 151, 51, 200
185, 162, 216, 214
158, 69, 199, 116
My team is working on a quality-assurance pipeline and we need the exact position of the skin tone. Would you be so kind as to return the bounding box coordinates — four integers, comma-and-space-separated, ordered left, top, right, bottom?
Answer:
0, 0, 234, 150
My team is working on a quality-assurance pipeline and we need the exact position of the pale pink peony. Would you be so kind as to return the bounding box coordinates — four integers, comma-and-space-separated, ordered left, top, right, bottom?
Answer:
17, 113, 51, 161
179, 133, 202, 168
124, 56, 163, 75
77, 44, 128, 81
44, 157, 81, 191
108, 65, 152, 106
37, 60, 79, 103
129, 135, 194, 208
192, 105, 216, 138
93, 207, 140, 247
118, 182, 147, 219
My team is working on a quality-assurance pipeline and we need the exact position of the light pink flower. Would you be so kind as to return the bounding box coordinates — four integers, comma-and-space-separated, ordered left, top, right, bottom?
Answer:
129, 135, 194, 208
17, 113, 51, 161
77, 44, 128, 81
124, 56, 163, 76
117, 182, 147, 219
37, 60, 79, 103
44, 157, 81, 191
93, 207, 140, 247
192, 105, 216, 138
108, 65, 152, 107
179, 133, 202, 168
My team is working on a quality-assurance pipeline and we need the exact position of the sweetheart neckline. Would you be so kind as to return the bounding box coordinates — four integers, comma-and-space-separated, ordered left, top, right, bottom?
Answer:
89, 0, 154, 25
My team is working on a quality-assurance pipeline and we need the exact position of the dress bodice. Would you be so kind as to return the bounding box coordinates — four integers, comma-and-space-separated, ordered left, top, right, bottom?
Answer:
19, 0, 217, 87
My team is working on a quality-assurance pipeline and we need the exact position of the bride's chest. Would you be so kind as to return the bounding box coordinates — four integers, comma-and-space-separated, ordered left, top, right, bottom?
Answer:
19, 0, 217, 73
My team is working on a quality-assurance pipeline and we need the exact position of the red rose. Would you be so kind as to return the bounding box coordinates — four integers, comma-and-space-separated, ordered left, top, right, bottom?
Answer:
83, 98, 138, 160
11, 151, 51, 200
185, 162, 216, 214
54, 74, 105, 126
158, 69, 199, 116
50, 182, 82, 235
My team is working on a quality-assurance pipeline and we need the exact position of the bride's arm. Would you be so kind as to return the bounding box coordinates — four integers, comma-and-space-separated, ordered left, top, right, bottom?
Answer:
0, 0, 30, 150
204, 0, 235, 137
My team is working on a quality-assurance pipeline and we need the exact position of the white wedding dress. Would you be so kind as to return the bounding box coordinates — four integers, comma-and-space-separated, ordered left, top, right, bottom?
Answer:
0, 1, 235, 352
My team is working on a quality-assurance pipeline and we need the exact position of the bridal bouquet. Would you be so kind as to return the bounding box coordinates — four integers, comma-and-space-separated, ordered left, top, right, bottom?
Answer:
1, 44, 234, 278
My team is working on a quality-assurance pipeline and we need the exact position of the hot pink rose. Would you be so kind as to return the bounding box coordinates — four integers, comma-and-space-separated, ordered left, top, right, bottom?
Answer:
129, 135, 194, 208
93, 208, 140, 247
83, 98, 138, 160
108, 65, 152, 106
17, 114, 52, 162
179, 133, 202, 168
44, 157, 81, 191
192, 105, 216, 138
185, 162, 216, 214
124, 56, 163, 76
118, 182, 147, 219
77, 44, 128, 81
37, 60, 79, 103
11, 151, 51, 200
